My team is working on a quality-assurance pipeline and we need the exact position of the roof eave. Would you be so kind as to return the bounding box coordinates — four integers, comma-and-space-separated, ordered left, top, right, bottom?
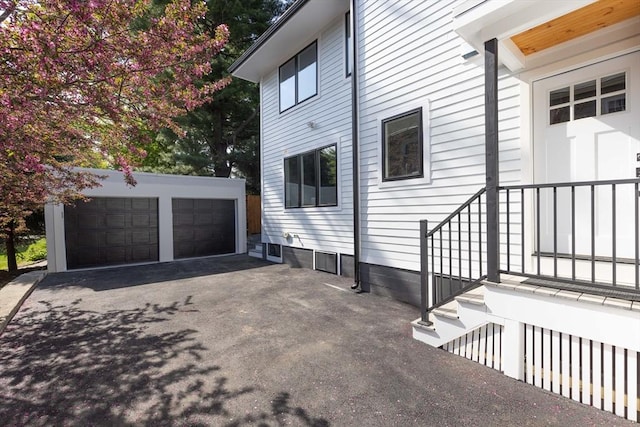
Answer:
228, 0, 310, 82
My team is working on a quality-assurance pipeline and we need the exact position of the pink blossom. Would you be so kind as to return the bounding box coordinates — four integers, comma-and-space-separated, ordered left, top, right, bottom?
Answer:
0, 0, 229, 228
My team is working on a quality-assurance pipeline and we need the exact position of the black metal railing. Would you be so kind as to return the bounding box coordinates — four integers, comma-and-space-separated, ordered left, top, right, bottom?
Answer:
419, 188, 488, 322
419, 178, 640, 323
499, 178, 640, 289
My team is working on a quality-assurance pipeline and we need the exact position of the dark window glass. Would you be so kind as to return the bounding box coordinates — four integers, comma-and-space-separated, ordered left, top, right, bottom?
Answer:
574, 80, 596, 101
602, 94, 626, 115
345, 12, 352, 76
382, 109, 423, 181
574, 100, 596, 120
279, 59, 296, 111
550, 87, 570, 106
549, 71, 628, 124
284, 145, 338, 208
550, 106, 570, 125
601, 72, 625, 94
301, 152, 316, 206
284, 156, 299, 208
268, 243, 281, 258
319, 146, 337, 205
279, 42, 317, 112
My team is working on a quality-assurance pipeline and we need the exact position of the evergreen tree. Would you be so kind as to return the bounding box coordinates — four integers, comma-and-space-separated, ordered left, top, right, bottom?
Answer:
141, 0, 290, 194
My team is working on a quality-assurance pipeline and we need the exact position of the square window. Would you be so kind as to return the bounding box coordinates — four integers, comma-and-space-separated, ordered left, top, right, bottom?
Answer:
602, 94, 626, 114
382, 108, 423, 181
284, 145, 338, 209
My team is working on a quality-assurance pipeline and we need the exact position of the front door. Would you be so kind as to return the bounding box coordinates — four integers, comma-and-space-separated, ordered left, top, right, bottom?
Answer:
533, 51, 640, 258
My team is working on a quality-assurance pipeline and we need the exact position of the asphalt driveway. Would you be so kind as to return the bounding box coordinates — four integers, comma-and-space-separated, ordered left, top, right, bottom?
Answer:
0, 255, 632, 426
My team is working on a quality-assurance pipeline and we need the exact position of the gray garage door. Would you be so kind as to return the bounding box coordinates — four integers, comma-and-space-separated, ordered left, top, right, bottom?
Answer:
64, 197, 159, 270
172, 198, 236, 259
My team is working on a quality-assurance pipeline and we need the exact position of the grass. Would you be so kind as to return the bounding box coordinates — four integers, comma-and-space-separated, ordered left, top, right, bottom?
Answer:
0, 238, 47, 271
0, 237, 47, 290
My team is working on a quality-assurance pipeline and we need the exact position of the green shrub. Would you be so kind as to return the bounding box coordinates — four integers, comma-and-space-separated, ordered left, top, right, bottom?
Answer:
23, 238, 47, 262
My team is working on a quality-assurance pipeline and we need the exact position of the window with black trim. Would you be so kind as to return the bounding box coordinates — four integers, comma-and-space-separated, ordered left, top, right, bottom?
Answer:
285, 145, 337, 208
382, 108, 423, 181
345, 12, 351, 77
279, 41, 318, 112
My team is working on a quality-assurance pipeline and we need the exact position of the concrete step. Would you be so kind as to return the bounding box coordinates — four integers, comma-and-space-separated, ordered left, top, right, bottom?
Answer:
412, 286, 489, 348
456, 291, 485, 305
432, 305, 459, 320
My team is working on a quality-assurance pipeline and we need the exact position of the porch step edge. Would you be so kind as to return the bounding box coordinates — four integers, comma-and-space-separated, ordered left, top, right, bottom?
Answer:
455, 293, 485, 305
432, 306, 458, 320
483, 277, 640, 310
411, 318, 436, 332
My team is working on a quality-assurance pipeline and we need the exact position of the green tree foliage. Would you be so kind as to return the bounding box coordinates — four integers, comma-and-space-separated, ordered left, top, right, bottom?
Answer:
140, 0, 290, 194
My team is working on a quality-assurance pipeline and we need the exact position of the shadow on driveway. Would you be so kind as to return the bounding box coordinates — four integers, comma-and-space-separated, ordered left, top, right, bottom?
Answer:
0, 295, 327, 426
40, 254, 270, 292
0, 256, 633, 426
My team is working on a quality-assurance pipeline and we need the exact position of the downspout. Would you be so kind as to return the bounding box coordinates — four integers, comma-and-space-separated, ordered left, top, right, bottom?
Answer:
350, 0, 361, 290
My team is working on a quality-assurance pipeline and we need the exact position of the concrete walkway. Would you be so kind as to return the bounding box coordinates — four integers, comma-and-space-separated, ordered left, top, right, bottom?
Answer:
0, 268, 47, 334
0, 255, 634, 426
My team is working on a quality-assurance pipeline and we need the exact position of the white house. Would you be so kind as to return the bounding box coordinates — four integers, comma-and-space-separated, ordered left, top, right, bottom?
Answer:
231, 0, 640, 421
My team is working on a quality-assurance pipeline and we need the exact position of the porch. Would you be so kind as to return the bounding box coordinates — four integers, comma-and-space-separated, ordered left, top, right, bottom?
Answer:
413, 179, 640, 422
412, 0, 640, 423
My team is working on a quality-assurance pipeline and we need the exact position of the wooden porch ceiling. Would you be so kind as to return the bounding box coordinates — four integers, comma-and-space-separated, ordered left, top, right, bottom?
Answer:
511, 0, 640, 56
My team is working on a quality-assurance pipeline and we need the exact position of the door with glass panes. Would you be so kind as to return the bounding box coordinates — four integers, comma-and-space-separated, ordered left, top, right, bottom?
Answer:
533, 51, 640, 259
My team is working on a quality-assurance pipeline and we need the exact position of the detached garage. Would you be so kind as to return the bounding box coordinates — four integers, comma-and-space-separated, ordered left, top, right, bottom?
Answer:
45, 168, 246, 272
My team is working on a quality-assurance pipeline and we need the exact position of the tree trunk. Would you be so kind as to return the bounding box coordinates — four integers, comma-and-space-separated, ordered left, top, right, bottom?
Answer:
5, 221, 18, 272
213, 108, 232, 177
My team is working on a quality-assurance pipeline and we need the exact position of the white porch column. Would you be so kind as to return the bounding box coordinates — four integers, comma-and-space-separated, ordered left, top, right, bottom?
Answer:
501, 318, 525, 380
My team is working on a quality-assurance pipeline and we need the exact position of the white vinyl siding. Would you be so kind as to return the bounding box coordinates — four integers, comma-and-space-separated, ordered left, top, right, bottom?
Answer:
261, 15, 354, 255
357, 0, 522, 271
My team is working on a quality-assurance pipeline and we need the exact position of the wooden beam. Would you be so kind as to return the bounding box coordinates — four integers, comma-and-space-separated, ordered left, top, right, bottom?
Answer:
512, 0, 640, 55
